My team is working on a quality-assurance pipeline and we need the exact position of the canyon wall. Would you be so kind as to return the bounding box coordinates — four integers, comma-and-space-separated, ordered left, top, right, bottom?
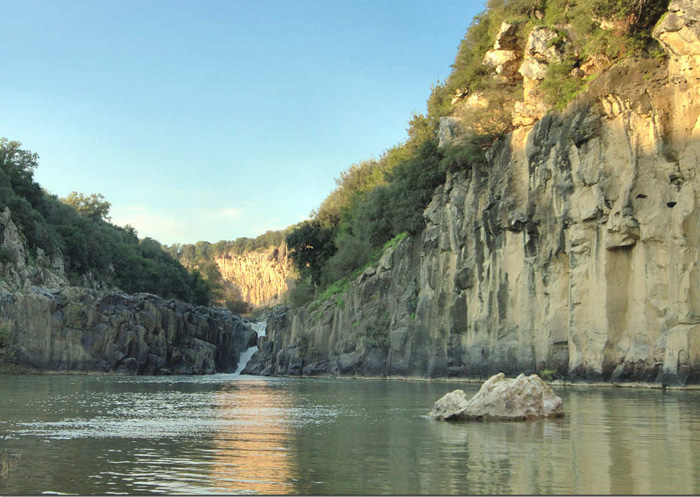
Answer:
213, 242, 295, 308
245, 1, 700, 385
0, 199, 256, 374
0, 287, 256, 374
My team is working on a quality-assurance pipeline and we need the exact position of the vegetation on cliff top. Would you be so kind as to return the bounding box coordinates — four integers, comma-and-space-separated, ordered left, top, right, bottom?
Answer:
285, 0, 669, 306
0, 138, 211, 305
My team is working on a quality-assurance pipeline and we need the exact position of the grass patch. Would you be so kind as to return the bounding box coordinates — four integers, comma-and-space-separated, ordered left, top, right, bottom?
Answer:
539, 368, 556, 381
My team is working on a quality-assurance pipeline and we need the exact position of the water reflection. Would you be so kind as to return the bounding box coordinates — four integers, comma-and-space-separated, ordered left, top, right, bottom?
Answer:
208, 380, 296, 494
1, 375, 700, 495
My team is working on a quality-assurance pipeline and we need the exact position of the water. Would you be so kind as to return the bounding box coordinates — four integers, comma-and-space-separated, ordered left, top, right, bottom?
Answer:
234, 321, 267, 375
1, 374, 699, 495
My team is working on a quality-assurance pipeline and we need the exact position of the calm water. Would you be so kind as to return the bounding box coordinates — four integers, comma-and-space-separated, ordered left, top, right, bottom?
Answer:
1, 374, 699, 495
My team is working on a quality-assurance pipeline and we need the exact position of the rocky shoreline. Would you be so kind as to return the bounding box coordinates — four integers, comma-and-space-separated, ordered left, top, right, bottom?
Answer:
0, 287, 257, 375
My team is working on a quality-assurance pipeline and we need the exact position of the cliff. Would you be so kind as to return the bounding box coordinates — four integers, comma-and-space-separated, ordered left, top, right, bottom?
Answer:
213, 242, 295, 308
0, 287, 256, 374
0, 207, 68, 293
0, 193, 256, 374
245, 0, 700, 386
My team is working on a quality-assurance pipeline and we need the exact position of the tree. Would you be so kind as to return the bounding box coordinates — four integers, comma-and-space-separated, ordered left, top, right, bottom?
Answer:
61, 191, 112, 221
286, 220, 337, 286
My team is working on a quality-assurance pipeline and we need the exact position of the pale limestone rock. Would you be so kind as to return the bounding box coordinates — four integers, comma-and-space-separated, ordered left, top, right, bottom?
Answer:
428, 389, 469, 420
654, 0, 700, 57
580, 54, 612, 76
484, 49, 521, 77
519, 58, 548, 80
483, 22, 523, 82
429, 373, 564, 421
513, 27, 567, 127
438, 116, 464, 148
493, 22, 520, 50
524, 27, 564, 62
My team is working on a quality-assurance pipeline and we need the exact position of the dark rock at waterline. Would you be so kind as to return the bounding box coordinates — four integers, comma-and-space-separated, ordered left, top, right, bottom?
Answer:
0, 287, 255, 374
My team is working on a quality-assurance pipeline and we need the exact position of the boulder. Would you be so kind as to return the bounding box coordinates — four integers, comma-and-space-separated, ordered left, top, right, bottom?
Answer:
429, 373, 564, 421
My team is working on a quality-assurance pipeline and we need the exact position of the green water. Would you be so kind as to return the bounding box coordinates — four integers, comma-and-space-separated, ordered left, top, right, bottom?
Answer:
1, 374, 698, 495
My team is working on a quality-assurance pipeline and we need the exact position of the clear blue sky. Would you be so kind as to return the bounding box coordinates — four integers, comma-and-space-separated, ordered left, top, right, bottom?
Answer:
1, 0, 486, 245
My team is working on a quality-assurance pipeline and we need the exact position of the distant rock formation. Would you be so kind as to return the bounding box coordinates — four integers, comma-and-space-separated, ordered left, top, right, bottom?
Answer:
213, 242, 295, 308
429, 373, 564, 421
0, 287, 256, 374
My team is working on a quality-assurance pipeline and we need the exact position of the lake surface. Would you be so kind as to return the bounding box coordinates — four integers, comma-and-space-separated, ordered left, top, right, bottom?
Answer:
1, 373, 699, 495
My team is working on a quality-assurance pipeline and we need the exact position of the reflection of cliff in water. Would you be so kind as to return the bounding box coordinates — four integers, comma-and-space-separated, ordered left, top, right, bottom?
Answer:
426, 388, 700, 495
209, 379, 296, 495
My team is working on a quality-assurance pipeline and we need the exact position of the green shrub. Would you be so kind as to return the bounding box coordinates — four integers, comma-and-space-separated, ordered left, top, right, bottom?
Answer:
539, 368, 556, 381
288, 276, 315, 308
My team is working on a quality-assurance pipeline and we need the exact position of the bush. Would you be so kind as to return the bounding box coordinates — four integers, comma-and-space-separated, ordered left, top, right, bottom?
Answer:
288, 276, 315, 308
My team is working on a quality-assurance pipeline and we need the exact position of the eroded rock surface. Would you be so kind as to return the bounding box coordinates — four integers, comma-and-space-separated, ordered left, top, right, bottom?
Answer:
245, 2, 700, 386
0, 287, 256, 374
429, 373, 564, 421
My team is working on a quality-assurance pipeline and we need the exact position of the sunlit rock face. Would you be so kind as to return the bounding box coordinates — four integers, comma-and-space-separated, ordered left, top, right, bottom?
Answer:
429, 373, 564, 421
212, 242, 295, 309
246, 1, 700, 386
0, 288, 256, 374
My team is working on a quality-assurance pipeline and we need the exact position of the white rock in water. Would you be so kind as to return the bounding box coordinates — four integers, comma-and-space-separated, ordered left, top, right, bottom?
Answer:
429, 373, 564, 421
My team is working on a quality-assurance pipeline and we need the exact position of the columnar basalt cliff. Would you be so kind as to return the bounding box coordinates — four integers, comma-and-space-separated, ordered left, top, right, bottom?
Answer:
213, 243, 294, 308
0, 287, 256, 374
245, 1, 700, 385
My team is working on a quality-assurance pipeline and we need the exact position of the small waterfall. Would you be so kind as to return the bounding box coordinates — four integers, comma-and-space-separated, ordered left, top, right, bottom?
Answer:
234, 321, 267, 375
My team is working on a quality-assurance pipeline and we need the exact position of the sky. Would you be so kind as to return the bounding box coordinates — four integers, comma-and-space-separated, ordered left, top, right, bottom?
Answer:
1, 0, 486, 246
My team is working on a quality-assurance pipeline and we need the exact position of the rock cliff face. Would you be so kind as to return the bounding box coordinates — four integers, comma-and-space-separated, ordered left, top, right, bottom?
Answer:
213, 243, 294, 308
0, 287, 256, 374
0, 208, 68, 292
0, 207, 256, 374
245, 1, 700, 386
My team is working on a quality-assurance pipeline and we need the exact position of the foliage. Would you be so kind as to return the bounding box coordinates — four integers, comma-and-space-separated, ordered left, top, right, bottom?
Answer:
317, 277, 351, 303
61, 191, 111, 221
286, 220, 337, 287
539, 56, 589, 109
288, 276, 315, 308
0, 139, 211, 305
539, 368, 556, 381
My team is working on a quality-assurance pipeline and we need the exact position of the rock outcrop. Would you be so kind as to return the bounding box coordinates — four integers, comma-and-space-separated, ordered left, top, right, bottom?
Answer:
212, 242, 294, 308
429, 373, 564, 421
0, 287, 256, 374
0, 208, 68, 292
244, 3, 700, 386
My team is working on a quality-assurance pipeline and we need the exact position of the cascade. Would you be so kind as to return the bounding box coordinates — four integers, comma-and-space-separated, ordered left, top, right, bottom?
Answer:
234, 321, 267, 374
